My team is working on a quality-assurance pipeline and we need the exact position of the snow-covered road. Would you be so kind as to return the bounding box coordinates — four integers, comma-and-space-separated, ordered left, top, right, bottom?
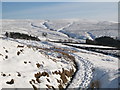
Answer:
67, 54, 93, 89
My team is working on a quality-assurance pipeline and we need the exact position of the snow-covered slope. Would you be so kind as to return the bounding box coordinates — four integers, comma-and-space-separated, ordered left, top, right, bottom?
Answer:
0, 38, 76, 88
42, 19, 118, 40
0, 19, 119, 89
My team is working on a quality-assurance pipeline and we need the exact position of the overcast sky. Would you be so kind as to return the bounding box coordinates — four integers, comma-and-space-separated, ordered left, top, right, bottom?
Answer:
2, 2, 118, 21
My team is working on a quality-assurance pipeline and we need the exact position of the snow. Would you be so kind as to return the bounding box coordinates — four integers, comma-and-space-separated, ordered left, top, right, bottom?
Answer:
67, 43, 117, 49
66, 48, 118, 88
0, 38, 75, 88
0, 19, 119, 89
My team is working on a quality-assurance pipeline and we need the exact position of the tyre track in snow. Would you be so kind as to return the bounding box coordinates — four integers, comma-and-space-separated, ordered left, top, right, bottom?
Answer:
66, 53, 93, 89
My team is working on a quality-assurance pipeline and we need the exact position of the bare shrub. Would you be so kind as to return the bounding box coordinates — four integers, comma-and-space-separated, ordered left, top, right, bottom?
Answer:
36, 63, 41, 68
46, 78, 50, 82
5, 55, 8, 59
34, 71, 49, 79
17, 45, 24, 48
32, 84, 38, 90
17, 51, 20, 55
41, 72, 49, 77
6, 79, 14, 84
34, 72, 41, 78
52, 68, 74, 85
17, 72, 21, 77
1, 73, 6, 77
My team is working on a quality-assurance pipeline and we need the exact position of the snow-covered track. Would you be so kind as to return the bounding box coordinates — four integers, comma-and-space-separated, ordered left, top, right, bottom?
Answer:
66, 53, 93, 89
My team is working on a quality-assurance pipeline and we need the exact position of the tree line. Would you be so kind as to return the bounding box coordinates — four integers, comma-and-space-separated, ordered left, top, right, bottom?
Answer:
5, 32, 41, 41
86, 36, 120, 48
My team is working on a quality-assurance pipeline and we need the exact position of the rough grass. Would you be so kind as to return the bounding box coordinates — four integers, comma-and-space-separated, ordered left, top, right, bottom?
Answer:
26, 44, 76, 65
89, 80, 101, 88
26, 44, 76, 89
52, 68, 74, 88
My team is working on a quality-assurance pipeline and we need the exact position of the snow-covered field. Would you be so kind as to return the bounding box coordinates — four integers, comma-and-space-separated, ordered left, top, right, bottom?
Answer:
0, 19, 119, 89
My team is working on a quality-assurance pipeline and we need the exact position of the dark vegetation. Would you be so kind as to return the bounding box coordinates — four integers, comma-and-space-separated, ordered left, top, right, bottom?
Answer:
36, 63, 41, 68
5, 55, 8, 59
17, 51, 21, 56
5, 32, 40, 41
89, 80, 101, 88
17, 45, 24, 48
1, 73, 6, 77
42, 32, 47, 37
86, 36, 120, 48
6, 79, 14, 84
17, 72, 21, 77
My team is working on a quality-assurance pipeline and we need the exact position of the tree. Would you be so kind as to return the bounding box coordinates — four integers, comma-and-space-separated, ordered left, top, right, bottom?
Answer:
5, 32, 8, 37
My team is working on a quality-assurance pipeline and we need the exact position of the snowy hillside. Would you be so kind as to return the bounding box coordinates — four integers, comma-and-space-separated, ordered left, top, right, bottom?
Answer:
0, 19, 119, 89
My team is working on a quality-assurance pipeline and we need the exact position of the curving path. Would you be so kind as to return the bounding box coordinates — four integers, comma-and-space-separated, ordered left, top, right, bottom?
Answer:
66, 53, 93, 89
